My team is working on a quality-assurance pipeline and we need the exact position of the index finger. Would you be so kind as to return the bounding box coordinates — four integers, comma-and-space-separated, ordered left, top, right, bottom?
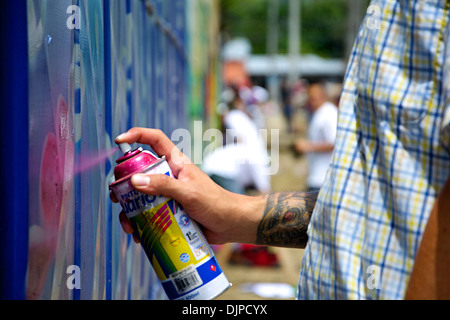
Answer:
115, 127, 191, 173
109, 190, 118, 203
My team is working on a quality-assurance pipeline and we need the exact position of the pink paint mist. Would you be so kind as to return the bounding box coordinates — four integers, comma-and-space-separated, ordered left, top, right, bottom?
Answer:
74, 146, 119, 174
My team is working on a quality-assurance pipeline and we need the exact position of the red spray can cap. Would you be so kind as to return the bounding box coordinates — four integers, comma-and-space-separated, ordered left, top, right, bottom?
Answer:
111, 143, 159, 185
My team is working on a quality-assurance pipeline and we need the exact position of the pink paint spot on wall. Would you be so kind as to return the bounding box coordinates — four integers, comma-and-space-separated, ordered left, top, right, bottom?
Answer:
28, 132, 64, 300
27, 95, 74, 300
40, 132, 63, 231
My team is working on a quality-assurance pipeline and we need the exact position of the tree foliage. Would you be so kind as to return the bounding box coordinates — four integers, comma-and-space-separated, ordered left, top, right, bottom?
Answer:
220, 0, 368, 58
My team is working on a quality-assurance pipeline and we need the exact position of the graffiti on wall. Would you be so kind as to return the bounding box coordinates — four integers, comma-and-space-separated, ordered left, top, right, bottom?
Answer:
25, 0, 219, 300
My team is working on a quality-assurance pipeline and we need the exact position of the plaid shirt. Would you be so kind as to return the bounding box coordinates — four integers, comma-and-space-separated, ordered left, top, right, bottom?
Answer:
299, 0, 450, 299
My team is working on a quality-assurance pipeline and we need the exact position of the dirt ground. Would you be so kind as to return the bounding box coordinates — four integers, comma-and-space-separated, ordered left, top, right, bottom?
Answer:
215, 105, 309, 300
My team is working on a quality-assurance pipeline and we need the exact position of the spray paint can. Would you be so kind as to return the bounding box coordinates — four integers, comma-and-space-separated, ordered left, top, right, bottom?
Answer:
109, 143, 231, 300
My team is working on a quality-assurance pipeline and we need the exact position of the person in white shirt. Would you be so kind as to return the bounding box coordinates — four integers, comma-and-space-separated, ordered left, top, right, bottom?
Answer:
218, 86, 271, 194
202, 142, 271, 195
203, 88, 273, 266
295, 83, 338, 191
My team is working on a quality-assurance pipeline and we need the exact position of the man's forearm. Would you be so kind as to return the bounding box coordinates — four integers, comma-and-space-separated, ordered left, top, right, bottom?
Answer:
405, 178, 450, 299
256, 192, 318, 248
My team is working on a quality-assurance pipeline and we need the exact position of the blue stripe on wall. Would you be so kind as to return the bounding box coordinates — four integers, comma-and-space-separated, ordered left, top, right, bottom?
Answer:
0, 0, 29, 300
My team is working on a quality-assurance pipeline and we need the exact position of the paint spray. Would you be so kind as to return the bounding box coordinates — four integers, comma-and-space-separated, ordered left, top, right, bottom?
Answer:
109, 143, 231, 300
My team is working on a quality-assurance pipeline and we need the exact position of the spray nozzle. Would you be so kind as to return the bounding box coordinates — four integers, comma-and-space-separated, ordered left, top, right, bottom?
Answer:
119, 142, 133, 155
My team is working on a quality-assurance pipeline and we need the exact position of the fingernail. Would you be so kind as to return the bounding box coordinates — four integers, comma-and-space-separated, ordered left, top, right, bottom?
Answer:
131, 174, 150, 187
116, 133, 127, 142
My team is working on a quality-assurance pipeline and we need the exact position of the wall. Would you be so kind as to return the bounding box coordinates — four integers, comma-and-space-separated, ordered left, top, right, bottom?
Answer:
0, 0, 220, 300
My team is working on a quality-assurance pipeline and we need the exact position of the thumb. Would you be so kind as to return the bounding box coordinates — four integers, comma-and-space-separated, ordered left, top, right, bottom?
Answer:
131, 173, 185, 201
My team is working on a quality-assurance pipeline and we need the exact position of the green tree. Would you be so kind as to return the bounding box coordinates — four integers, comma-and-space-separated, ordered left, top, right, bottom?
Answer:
220, 0, 368, 58
220, 0, 269, 54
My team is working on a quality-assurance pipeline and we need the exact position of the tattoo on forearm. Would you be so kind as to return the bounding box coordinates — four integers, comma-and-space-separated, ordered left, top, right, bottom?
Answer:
256, 192, 318, 248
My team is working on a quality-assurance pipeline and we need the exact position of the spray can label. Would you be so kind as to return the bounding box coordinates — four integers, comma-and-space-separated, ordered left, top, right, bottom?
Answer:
110, 153, 230, 300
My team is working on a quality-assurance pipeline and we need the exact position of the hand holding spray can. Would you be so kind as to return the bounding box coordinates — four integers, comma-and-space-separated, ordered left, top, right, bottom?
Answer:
109, 143, 230, 300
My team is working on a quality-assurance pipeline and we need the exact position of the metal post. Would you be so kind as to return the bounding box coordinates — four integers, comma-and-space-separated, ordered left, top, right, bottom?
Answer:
288, 0, 301, 84
266, 0, 280, 101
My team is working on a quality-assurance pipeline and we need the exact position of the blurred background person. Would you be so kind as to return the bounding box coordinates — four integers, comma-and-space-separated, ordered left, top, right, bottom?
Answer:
221, 85, 271, 175
205, 85, 271, 195
204, 86, 275, 266
245, 85, 269, 131
202, 142, 271, 195
281, 78, 294, 133
295, 82, 338, 191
